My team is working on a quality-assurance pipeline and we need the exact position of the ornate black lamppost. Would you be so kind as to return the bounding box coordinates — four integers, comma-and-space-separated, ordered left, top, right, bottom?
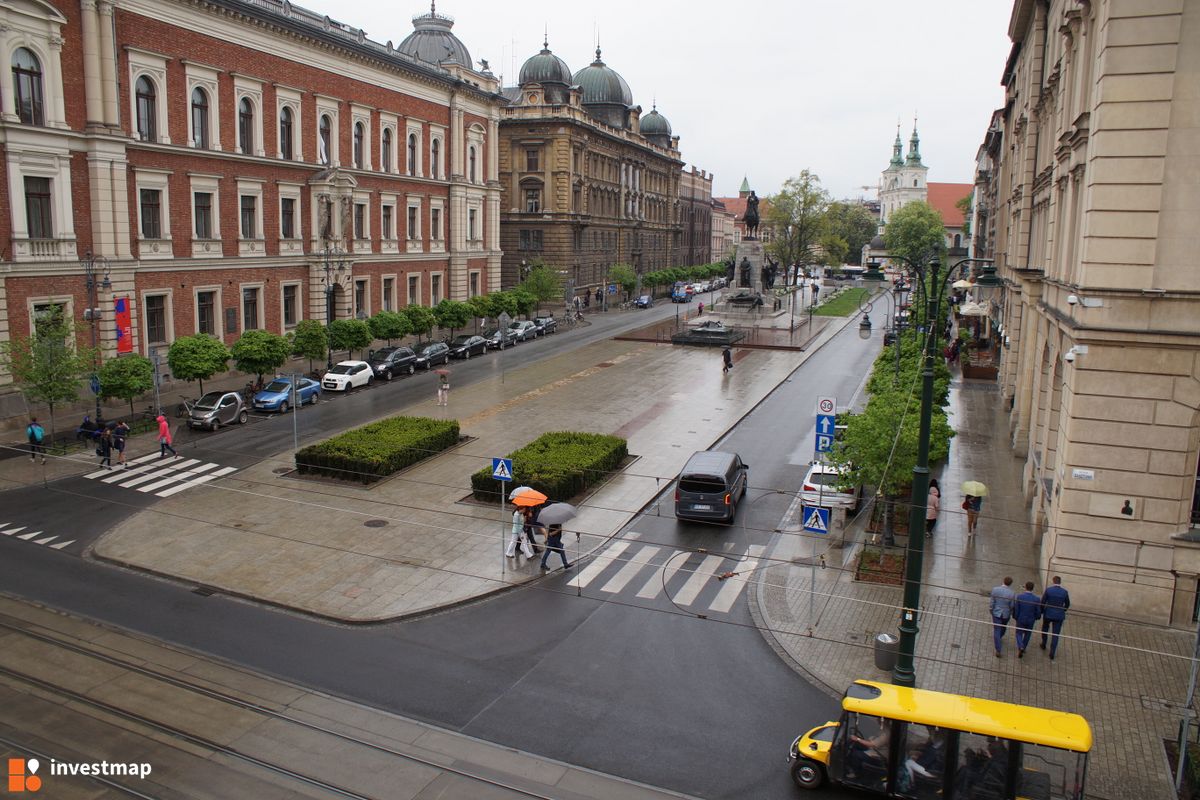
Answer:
81, 251, 111, 419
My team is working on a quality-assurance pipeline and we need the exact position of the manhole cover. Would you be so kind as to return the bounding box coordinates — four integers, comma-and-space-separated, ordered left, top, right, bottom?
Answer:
364, 519, 389, 528
273, 467, 290, 474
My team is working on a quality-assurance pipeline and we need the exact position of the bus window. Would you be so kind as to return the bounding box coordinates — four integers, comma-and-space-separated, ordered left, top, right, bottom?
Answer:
894, 724, 946, 798
954, 733, 1010, 799
840, 713, 893, 790
1019, 742, 1085, 800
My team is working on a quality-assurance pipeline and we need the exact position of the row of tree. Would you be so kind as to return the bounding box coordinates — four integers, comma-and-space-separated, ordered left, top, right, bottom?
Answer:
764, 170, 886, 274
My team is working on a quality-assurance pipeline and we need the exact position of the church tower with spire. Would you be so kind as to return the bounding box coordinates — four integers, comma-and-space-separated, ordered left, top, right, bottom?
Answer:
877, 117, 929, 225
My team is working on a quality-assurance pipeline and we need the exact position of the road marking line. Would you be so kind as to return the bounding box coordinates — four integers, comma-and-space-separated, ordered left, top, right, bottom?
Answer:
138, 462, 219, 493
33, 536, 57, 546
566, 541, 631, 589
17, 531, 41, 541
114, 459, 201, 489
672, 554, 724, 606
600, 545, 661, 594
708, 545, 765, 614
635, 550, 687, 599
49, 540, 75, 549
99, 461, 160, 482
155, 466, 237, 497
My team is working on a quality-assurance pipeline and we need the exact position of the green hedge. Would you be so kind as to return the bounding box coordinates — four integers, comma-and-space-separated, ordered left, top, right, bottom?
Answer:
471, 431, 628, 502
296, 415, 460, 484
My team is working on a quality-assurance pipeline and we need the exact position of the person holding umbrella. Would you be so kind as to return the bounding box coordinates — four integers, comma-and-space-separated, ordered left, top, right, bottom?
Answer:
508, 487, 546, 558
961, 481, 987, 535
537, 503, 577, 572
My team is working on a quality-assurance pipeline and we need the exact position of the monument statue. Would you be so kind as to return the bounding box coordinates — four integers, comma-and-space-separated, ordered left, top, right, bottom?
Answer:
744, 191, 760, 239
724, 255, 736, 283
739, 257, 752, 288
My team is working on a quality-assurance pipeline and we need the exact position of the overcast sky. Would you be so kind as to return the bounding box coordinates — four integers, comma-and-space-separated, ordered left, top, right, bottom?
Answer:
300, 0, 1014, 201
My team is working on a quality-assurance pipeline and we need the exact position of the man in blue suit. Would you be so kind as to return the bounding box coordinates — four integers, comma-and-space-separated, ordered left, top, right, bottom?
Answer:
1040, 575, 1071, 660
1013, 581, 1042, 658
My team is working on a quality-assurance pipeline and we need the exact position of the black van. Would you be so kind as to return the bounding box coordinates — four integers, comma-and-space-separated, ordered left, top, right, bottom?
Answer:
674, 450, 749, 523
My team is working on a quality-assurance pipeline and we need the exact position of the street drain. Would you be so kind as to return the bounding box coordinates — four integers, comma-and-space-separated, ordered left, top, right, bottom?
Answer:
191, 587, 215, 597
364, 519, 389, 528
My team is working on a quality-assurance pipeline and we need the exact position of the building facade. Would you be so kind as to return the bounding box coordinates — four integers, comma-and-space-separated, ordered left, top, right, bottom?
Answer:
976, 0, 1200, 625
497, 43, 683, 297
0, 0, 501, 401
679, 166, 713, 267
711, 199, 735, 261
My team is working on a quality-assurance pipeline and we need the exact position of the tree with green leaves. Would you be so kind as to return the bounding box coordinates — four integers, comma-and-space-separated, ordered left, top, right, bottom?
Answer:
767, 171, 831, 283
432, 299, 473, 338
230, 329, 291, 386
519, 262, 563, 313
402, 305, 436, 342
167, 333, 230, 396
824, 202, 878, 266
327, 319, 373, 359
884, 200, 945, 268
489, 291, 518, 320
510, 288, 537, 317
607, 263, 638, 299
465, 294, 494, 331
368, 310, 409, 345
0, 308, 97, 438
291, 319, 328, 373
98, 354, 155, 415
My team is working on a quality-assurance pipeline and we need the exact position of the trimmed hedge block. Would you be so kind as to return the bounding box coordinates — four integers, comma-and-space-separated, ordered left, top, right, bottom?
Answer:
471, 431, 628, 503
296, 415, 460, 484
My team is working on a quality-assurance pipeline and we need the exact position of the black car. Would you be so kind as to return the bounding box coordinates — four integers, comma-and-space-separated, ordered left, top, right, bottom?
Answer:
447, 334, 487, 359
414, 342, 450, 369
533, 316, 557, 335
368, 346, 417, 380
482, 327, 518, 349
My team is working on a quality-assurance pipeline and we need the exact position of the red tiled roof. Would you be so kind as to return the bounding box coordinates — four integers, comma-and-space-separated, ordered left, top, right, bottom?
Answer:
927, 183, 973, 228
714, 196, 747, 220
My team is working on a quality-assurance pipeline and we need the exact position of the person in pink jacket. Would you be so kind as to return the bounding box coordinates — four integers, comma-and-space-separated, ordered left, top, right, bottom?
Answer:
925, 478, 940, 538
156, 414, 177, 459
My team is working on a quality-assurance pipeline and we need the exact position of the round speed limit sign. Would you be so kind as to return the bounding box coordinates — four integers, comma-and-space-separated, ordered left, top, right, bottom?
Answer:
817, 397, 835, 414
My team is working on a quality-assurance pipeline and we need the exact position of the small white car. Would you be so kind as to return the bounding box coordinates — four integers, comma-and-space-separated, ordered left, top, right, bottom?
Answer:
321, 360, 374, 391
800, 463, 860, 510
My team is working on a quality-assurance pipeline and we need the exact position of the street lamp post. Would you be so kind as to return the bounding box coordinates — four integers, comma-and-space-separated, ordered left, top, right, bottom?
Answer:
323, 245, 347, 370
81, 251, 111, 420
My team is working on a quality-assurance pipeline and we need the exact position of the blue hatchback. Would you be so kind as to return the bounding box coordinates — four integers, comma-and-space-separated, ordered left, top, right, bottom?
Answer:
252, 377, 320, 412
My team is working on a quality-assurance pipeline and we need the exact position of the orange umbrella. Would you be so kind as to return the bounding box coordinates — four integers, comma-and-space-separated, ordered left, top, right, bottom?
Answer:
510, 488, 547, 507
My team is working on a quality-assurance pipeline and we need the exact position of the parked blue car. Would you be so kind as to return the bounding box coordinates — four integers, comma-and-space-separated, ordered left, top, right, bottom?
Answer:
252, 376, 320, 412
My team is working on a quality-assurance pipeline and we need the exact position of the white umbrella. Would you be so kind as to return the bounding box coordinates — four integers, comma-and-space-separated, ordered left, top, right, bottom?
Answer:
958, 301, 988, 317
508, 485, 534, 500
537, 502, 578, 526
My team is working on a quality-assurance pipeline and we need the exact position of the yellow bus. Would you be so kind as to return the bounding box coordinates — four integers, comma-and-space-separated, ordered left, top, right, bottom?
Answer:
788, 680, 1091, 799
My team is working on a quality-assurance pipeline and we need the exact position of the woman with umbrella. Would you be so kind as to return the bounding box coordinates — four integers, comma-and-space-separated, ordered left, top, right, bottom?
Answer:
507, 487, 545, 558
962, 481, 987, 536
537, 502, 577, 572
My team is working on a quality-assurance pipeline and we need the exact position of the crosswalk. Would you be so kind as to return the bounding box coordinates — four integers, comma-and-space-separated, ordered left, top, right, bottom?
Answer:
0, 522, 74, 551
567, 533, 766, 616
81, 452, 238, 498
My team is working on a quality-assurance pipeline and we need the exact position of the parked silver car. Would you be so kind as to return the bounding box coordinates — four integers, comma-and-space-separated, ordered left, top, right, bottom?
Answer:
188, 390, 248, 430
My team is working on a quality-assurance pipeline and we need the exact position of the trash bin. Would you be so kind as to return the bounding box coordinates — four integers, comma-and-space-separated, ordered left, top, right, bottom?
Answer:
874, 632, 899, 672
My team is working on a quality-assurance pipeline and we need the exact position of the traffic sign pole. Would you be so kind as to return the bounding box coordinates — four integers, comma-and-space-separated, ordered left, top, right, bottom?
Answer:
493, 458, 513, 577
811, 397, 836, 623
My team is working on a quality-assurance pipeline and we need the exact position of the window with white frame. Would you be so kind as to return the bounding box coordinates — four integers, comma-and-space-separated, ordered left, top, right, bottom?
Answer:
237, 180, 264, 242
354, 279, 368, 319
12, 48, 45, 126
140, 188, 162, 239
406, 122, 423, 176
430, 136, 441, 179
195, 288, 219, 336
354, 203, 365, 240
407, 132, 417, 176
134, 170, 171, 248
381, 204, 394, 239
279, 105, 295, 159
315, 98, 339, 166
281, 282, 301, 327
23, 177, 52, 239
430, 207, 441, 240
406, 200, 420, 241
241, 285, 262, 330
468, 208, 477, 241
184, 62, 220, 149
468, 145, 477, 183
431, 274, 442, 305
381, 127, 393, 172
351, 106, 371, 170
143, 293, 170, 345
275, 84, 302, 161
277, 183, 302, 243
127, 49, 169, 144
407, 274, 419, 305
382, 277, 395, 311
232, 76, 263, 156
353, 121, 364, 169
469, 271, 479, 297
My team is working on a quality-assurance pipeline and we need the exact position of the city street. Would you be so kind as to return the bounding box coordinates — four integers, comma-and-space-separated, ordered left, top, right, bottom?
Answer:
0, 305, 876, 798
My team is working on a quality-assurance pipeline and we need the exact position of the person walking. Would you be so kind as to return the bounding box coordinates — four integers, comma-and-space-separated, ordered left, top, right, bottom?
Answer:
722, 346, 733, 374
1013, 581, 1042, 658
523, 506, 543, 555
26, 417, 47, 464
989, 576, 1016, 657
156, 414, 177, 459
112, 420, 130, 468
925, 478, 940, 538
1040, 575, 1071, 660
436, 372, 449, 406
539, 522, 571, 571
96, 427, 114, 470
697, 301, 704, 316
963, 494, 983, 535
504, 506, 534, 559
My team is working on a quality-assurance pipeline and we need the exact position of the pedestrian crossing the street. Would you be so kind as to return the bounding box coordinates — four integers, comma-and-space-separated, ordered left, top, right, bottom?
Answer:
82, 452, 238, 498
0, 522, 74, 551
567, 535, 766, 616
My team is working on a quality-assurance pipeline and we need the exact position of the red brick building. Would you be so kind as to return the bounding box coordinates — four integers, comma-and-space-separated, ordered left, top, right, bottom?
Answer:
0, 0, 502, 394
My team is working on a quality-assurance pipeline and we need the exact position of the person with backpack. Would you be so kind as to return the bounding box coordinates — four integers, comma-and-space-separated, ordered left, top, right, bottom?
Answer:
27, 417, 46, 464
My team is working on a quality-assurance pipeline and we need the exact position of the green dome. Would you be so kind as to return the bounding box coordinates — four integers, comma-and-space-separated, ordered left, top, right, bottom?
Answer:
640, 107, 671, 136
520, 44, 572, 86
572, 48, 633, 107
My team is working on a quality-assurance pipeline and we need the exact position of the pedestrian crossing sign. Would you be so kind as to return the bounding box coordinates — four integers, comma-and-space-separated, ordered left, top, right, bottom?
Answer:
492, 458, 513, 481
802, 506, 830, 535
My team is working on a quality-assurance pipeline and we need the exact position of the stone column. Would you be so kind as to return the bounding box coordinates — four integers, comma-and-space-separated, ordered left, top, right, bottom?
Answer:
80, 0, 104, 127
98, 0, 119, 129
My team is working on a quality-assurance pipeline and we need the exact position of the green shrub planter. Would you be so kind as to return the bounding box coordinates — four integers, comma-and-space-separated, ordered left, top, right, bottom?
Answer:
471, 431, 628, 503
296, 415, 460, 484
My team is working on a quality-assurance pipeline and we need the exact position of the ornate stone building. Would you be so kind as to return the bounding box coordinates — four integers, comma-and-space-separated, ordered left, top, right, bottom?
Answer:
679, 166, 713, 267
498, 42, 683, 297
0, 0, 502, 406
977, 0, 1200, 625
